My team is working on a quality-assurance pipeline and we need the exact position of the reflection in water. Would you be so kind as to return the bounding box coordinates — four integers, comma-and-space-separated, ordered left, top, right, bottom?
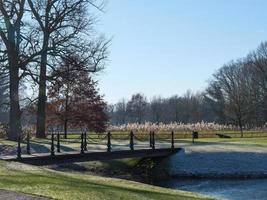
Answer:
155, 179, 267, 200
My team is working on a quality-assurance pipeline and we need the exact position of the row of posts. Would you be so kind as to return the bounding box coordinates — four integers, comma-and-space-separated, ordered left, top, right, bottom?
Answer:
17, 133, 31, 160
17, 131, 66, 159
103, 131, 175, 152
17, 131, 176, 159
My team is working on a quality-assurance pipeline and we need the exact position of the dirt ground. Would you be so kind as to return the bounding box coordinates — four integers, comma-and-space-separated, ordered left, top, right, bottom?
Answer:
0, 190, 49, 200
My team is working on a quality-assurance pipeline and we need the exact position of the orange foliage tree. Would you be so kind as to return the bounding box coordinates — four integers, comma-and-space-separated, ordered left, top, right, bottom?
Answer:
47, 56, 108, 137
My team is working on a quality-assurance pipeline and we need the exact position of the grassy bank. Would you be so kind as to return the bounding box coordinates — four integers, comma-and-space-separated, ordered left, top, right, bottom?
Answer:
0, 161, 215, 200
185, 137, 267, 146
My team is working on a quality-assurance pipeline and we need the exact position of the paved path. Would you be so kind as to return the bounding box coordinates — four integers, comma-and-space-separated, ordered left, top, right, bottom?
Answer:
0, 190, 49, 200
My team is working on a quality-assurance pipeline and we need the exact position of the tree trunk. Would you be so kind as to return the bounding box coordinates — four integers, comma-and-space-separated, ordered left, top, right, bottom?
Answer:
64, 93, 69, 139
8, 58, 21, 141
7, 27, 21, 141
36, 73, 46, 138
36, 58, 47, 138
36, 38, 48, 138
64, 119, 68, 139
238, 118, 244, 138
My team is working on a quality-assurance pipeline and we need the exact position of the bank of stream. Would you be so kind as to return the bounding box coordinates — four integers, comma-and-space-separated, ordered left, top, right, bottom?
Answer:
152, 142, 267, 200
50, 142, 267, 200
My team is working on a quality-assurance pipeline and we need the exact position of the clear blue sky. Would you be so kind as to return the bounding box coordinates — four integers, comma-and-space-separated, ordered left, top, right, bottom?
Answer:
96, 0, 267, 104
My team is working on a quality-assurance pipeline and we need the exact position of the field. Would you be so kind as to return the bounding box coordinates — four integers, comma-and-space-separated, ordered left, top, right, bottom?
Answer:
107, 122, 267, 139
0, 160, 215, 200
109, 130, 267, 139
1, 132, 267, 200
192, 137, 267, 146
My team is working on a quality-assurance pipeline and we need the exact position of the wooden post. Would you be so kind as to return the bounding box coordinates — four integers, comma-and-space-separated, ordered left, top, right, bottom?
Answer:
84, 132, 88, 151
17, 134, 21, 160
130, 131, 134, 151
57, 132, 61, 153
26, 132, 31, 155
152, 131, 155, 150
171, 131, 174, 149
107, 132, 111, 152
64, 127, 67, 139
192, 131, 198, 144
51, 131, 55, 157
80, 132, 84, 154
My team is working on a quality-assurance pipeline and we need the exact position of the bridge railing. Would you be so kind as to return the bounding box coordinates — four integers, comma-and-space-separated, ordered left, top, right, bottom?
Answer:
15, 131, 177, 159
14, 129, 267, 159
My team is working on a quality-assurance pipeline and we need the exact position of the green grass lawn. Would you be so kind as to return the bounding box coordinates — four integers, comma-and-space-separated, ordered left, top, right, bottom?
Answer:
0, 161, 215, 200
186, 137, 267, 146
1, 135, 267, 200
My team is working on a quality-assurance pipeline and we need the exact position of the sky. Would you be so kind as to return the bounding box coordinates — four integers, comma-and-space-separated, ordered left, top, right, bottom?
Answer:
95, 0, 267, 104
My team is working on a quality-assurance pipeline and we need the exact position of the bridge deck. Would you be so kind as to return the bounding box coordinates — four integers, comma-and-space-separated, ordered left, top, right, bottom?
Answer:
1, 148, 181, 165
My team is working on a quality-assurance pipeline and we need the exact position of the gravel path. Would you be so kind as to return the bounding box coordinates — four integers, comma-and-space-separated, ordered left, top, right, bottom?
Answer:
0, 190, 49, 200
159, 142, 267, 178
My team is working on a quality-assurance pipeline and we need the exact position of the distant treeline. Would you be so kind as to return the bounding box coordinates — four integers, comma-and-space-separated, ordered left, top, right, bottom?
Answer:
107, 92, 216, 125
107, 42, 267, 133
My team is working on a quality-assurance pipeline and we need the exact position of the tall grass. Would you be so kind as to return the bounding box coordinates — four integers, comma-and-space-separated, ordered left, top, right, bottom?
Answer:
108, 122, 238, 132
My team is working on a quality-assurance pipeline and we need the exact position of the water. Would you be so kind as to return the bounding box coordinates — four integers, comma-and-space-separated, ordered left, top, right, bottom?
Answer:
155, 178, 267, 200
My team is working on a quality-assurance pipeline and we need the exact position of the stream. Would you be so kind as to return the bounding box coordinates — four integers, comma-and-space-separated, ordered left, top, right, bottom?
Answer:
155, 178, 267, 200
151, 145, 267, 200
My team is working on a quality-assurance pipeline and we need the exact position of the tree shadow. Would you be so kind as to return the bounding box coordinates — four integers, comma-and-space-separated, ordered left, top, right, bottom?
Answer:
26, 142, 76, 153
1, 170, 201, 200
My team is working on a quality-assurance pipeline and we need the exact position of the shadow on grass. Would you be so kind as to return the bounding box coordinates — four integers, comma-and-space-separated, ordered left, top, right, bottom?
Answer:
0, 169, 209, 200
25, 142, 50, 153
24, 141, 77, 153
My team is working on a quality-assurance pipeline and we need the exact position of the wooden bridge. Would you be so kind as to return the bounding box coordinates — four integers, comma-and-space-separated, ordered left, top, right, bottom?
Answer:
1, 131, 181, 165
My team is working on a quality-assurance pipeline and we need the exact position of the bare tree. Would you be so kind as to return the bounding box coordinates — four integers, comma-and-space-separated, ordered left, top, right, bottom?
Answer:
114, 99, 127, 124
210, 61, 251, 137
0, 70, 8, 123
246, 42, 267, 124
150, 96, 163, 124
27, 0, 106, 137
127, 93, 148, 124
204, 81, 227, 124
107, 93, 216, 125
0, 0, 26, 140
